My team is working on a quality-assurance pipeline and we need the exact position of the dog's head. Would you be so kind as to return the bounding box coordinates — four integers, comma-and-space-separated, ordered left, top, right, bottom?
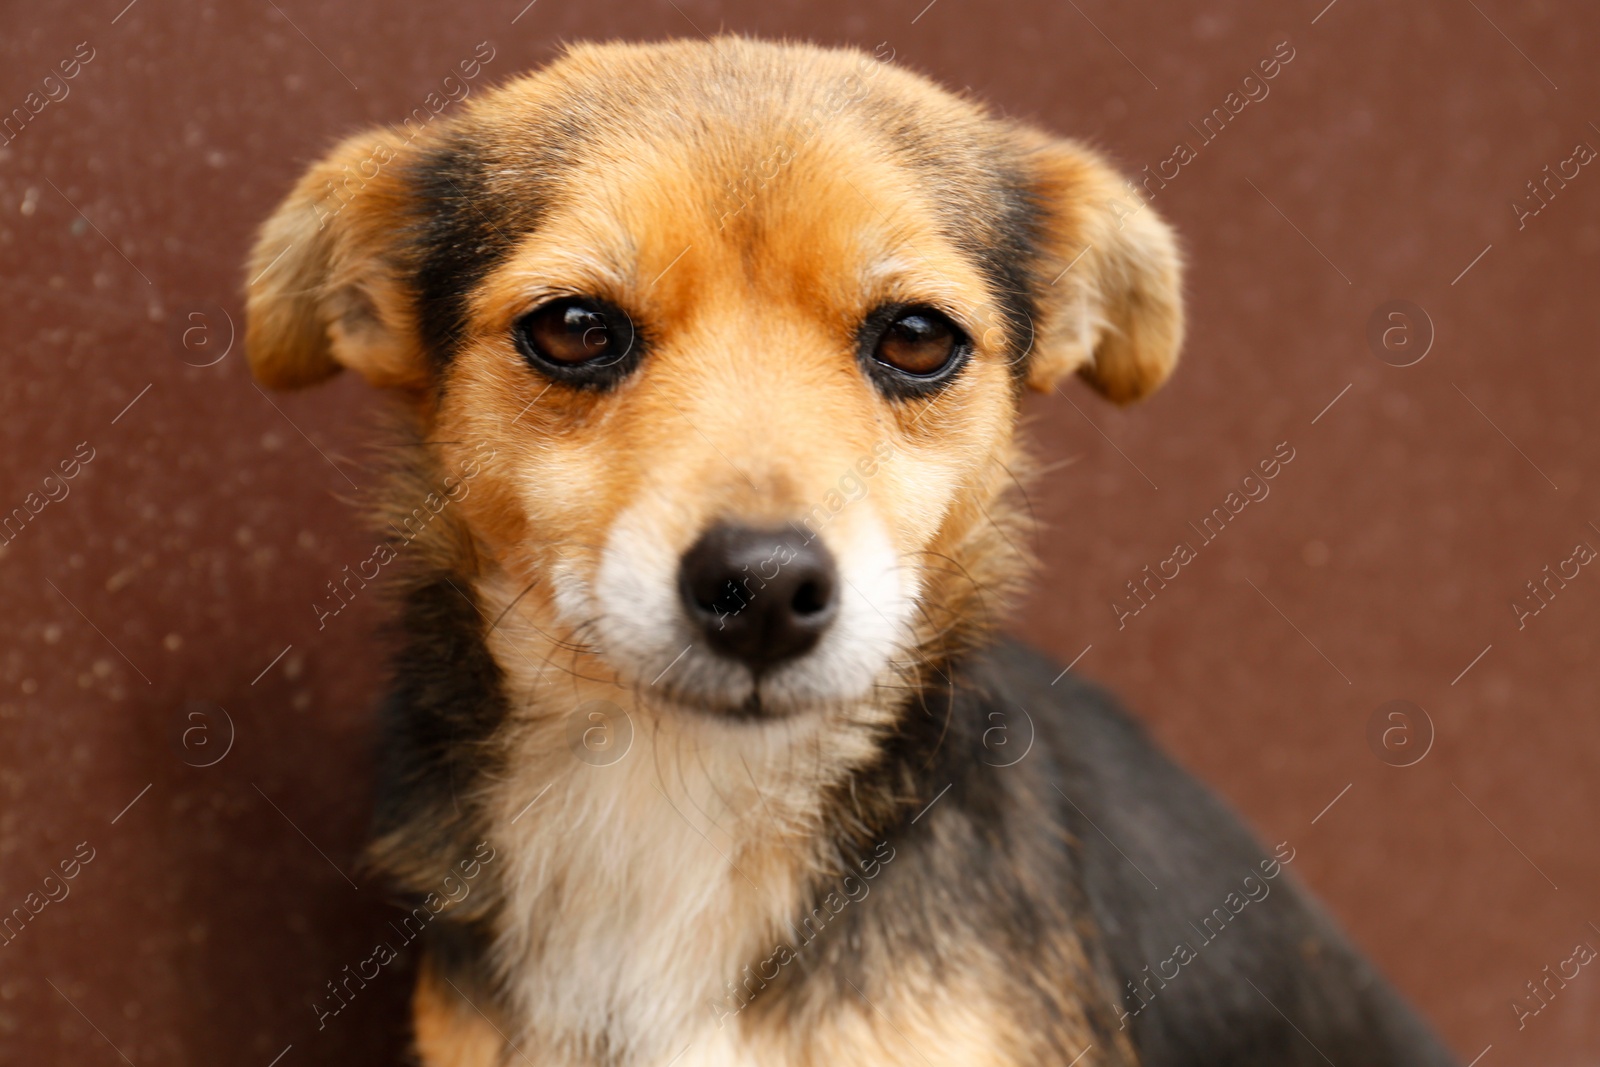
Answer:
246, 38, 1181, 721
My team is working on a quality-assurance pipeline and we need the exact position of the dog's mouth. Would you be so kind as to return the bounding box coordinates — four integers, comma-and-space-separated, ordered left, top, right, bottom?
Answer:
691, 687, 784, 723
633, 637, 864, 721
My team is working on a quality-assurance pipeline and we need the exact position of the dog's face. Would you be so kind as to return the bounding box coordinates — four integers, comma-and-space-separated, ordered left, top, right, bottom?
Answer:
247, 38, 1181, 721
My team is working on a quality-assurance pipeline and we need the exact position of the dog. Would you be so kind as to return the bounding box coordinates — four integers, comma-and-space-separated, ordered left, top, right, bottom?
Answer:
245, 37, 1458, 1067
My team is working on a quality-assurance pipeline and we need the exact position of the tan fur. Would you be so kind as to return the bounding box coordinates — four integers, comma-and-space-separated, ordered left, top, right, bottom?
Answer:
412, 963, 507, 1067
1022, 136, 1186, 402
246, 37, 1181, 1067
245, 129, 429, 390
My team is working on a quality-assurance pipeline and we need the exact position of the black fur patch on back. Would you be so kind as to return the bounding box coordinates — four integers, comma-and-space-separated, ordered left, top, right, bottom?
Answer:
768, 640, 1459, 1066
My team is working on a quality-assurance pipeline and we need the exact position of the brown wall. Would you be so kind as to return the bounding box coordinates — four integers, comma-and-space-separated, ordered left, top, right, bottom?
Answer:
1, 1, 1596, 1063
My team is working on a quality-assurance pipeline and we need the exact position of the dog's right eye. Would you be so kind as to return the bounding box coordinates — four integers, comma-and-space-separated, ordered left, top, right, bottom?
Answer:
513, 297, 639, 387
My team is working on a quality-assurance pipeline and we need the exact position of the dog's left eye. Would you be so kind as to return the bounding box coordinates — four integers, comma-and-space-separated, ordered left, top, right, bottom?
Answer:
513, 297, 638, 387
861, 305, 970, 395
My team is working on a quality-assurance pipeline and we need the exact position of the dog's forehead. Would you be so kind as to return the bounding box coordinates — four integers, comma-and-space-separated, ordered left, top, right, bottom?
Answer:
477, 38, 969, 161
489, 129, 984, 316
407, 39, 1044, 353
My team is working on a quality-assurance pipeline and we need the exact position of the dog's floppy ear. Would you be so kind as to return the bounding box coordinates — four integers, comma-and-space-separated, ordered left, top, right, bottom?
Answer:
245, 129, 428, 390
1022, 137, 1184, 404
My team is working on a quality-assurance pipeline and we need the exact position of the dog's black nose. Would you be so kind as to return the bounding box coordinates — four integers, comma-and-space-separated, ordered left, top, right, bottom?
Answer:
678, 524, 838, 671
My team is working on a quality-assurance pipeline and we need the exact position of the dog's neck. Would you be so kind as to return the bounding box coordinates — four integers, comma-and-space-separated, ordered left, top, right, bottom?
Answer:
446, 564, 903, 1058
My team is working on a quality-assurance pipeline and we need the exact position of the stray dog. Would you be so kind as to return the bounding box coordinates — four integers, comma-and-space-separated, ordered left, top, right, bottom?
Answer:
246, 37, 1458, 1067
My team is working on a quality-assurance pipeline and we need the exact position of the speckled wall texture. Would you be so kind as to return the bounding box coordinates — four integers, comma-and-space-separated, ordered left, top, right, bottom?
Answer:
1, 1, 1596, 1064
